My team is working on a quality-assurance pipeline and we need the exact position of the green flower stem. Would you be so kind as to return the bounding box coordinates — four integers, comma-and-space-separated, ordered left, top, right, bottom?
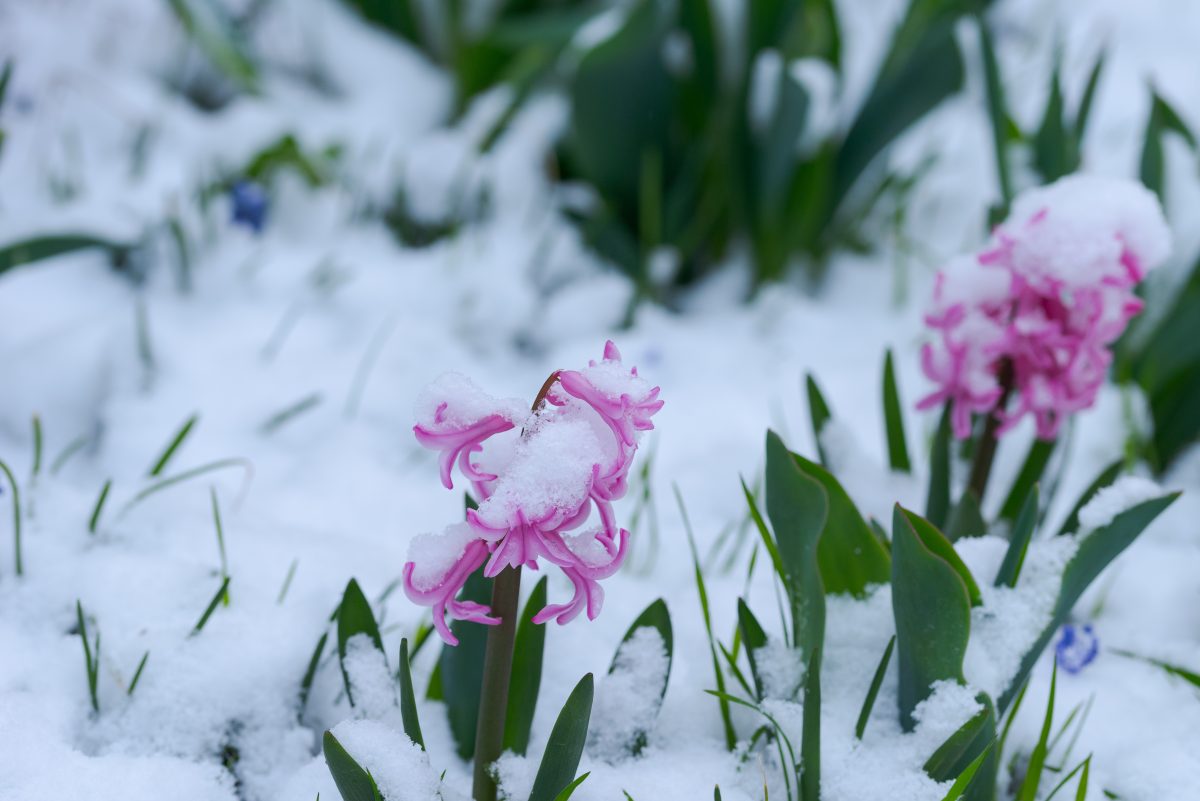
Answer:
472, 565, 522, 801
966, 360, 1015, 504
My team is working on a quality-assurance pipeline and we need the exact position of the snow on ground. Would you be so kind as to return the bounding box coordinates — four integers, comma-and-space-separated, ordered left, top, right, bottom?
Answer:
2, 1, 1200, 800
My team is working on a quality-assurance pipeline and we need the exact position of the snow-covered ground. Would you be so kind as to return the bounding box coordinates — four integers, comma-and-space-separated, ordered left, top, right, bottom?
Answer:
2, 1, 1200, 800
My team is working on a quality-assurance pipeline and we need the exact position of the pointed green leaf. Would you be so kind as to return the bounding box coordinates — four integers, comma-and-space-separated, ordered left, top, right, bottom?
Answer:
926, 405, 953, 529
1034, 63, 1069, 180
800, 645, 821, 801
999, 493, 1179, 712
946, 488, 987, 541
883, 350, 912, 473
337, 579, 384, 707
398, 638, 424, 750
504, 576, 548, 755
998, 439, 1055, 523
805, 374, 833, 466
892, 504, 972, 731
937, 741, 996, 801
855, 636, 895, 739
925, 693, 997, 799
995, 485, 1039, 588
792, 452, 891, 595
0, 234, 130, 276
528, 674, 595, 801
1017, 662, 1057, 801
737, 598, 769, 701
976, 13, 1013, 211
322, 731, 382, 801
901, 507, 981, 606
1056, 461, 1122, 536
552, 772, 591, 801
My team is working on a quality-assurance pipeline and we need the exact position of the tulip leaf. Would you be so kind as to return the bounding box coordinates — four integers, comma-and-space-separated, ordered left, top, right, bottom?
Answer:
529, 674, 595, 801
322, 731, 383, 801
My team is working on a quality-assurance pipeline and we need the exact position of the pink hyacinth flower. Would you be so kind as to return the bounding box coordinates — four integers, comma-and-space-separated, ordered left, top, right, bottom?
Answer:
403, 342, 662, 645
918, 175, 1170, 440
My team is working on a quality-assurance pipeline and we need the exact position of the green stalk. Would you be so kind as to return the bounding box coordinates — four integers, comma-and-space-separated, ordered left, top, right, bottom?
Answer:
965, 360, 1014, 504
0, 459, 21, 576
471, 566, 522, 801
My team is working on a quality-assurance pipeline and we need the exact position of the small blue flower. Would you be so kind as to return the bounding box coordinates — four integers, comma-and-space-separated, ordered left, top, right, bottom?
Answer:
1056, 623, 1099, 674
230, 179, 268, 233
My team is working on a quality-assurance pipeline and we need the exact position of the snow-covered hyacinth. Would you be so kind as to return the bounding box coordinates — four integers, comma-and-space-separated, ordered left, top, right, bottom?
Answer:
918, 175, 1170, 439
404, 341, 664, 644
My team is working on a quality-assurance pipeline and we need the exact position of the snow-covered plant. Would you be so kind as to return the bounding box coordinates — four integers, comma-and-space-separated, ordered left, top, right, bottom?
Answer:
404, 340, 663, 644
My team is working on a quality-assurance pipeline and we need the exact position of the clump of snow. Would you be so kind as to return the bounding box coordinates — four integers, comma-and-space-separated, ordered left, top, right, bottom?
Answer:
588, 627, 671, 763
475, 417, 605, 527
753, 639, 806, 701
962, 535, 1078, 699
342, 634, 396, 719
414, 372, 527, 428
327, 718, 460, 801
406, 522, 478, 591
1077, 475, 1165, 531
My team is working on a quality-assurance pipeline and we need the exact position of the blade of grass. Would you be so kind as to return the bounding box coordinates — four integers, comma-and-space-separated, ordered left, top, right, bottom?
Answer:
260, 393, 323, 435
210, 487, 230, 603
127, 651, 150, 695
277, 558, 299, 604
76, 600, 99, 712
50, 434, 89, 475
1044, 755, 1090, 801
0, 459, 22, 576
855, 635, 895, 739
882, 350, 911, 472
31, 414, 43, 478
88, 479, 112, 534
192, 576, 231, 635
1017, 661, 1057, 801
147, 414, 199, 477
938, 742, 995, 801
120, 457, 252, 516
805, 374, 832, 465
398, 638, 425, 749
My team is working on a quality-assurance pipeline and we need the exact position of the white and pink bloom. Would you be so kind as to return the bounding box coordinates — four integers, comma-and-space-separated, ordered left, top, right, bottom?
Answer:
404, 342, 663, 645
918, 175, 1170, 439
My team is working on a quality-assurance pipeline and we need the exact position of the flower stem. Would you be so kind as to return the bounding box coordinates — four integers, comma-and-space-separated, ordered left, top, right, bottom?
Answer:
966, 360, 1014, 504
471, 565, 522, 801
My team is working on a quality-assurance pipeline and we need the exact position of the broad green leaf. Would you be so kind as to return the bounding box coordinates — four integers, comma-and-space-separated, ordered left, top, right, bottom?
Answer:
925, 694, 997, 801
765, 431, 828, 655
926, 404, 953, 529
998, 493, 1178, 711
998, 439, 1055, 523
737, 598, 769, 701
805, 374, 833, 466
337, 579, 385, 707
322, 731, 382, 801
995, 484, 1038, 587
528, 674, 595, 801
504, 576, 549, 755
792, 451, 892, 595
902, 507, 981, 606
883, 349, 912, 473
398, 638, 425, 749
855, 636, 895, 739
892, 504, 972, 731
438, 564, 493, 758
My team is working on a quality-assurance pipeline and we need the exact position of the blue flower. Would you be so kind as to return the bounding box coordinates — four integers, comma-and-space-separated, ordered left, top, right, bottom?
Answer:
230, 179, 268, 233
1056, 623, 1099, 674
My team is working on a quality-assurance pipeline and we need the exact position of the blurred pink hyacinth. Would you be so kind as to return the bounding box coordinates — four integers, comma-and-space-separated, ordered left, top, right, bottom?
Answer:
918, 175, 1170, 440
404, 342, 663, 645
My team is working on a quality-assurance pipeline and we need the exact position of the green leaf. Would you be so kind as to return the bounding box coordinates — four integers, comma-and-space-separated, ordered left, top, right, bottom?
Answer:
946, 489, 987, 541
1112, 649, 1200, 688
737, 598, 769, 701
998, 493, 1179, 711
924, 694, 997, 799
336, 579, 385, 707
926, 405, 953, 529
528, 674, 595, 801
976, 12, 1013, 211
855, 636, 895, 739
1140, 89, 1198, 200
998, 439, 1055, 523
504, 576, 548, 755
800, 645, 821, 801
1034, 61, 1071, 181
1017, 662, 1057, 801
299, 631, 328, 711
0, 234, 130, 276
891, 504, 972, 731
552, 772, 591, 801
439, 564, 492, 758
805, 374, 833, 466
882, 350, 912, 473
88, 479, 112, 534
742, 476, 785, 580
192, 576, 231, 634
995, 484, 1038, 588
937, 741, 996, 801
765, 431, 828, 655
791, 452, 891, 596
322, 731, 383, 801
165, 0, 259, 94
612, 598, 673, 699
902, 506, 981, 606
398, 638, 425, 750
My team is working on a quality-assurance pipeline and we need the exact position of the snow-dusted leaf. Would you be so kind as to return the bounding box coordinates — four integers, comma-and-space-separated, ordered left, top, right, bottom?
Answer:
322, 731, 382, 801
337, 579, 385, 707
924, 692, 997, 801
398, 638, 424, 750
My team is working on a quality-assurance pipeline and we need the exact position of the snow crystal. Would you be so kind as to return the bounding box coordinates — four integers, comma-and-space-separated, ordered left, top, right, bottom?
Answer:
753, 639, 805, 701
414, 372, 527, 428
1077, 475, 1165, 531
475, 416, 605, 525
910, 680, 984, 741
588, 627, 671, 763
328, 719, 459, 801
406, 522, 478, 591
342, 634, 396, 719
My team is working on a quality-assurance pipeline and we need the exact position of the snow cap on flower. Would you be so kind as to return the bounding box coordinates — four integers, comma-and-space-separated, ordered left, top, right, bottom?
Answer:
918, 175, 1170, 439
404, 342, 662, 644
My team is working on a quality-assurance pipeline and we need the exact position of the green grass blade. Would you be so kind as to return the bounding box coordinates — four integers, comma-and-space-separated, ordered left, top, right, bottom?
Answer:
277, 558, 299, 604
147, 414, 199, 477
192, 576, 231, 635
937, 741, 995, 801
121, 457, 251, 515
50, 434, 89, 475
30, 415, 42, 478
926, 404, 953, 528
260, 393, 323, 435
398, 638, 425, 749
0, 459, 21, 576
1112, 649, 1200, 687
995, 484, 1038, 588
127, 651, 150, 696
88, 479, 112, 534
976, 13, 1013, 211
1017, 661, 1057, 801
855, 636, 895, 739
299, 631, 329, 712
882, 350, 911, 472
737, 598, 769, 700
805, 374, 832, 465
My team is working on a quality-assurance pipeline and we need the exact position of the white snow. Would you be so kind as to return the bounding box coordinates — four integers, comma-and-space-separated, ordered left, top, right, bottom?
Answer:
406, 523, 480, 592
342, 634, 397, 719
588, 627, 671, 763
1077, 475, 1166, 531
